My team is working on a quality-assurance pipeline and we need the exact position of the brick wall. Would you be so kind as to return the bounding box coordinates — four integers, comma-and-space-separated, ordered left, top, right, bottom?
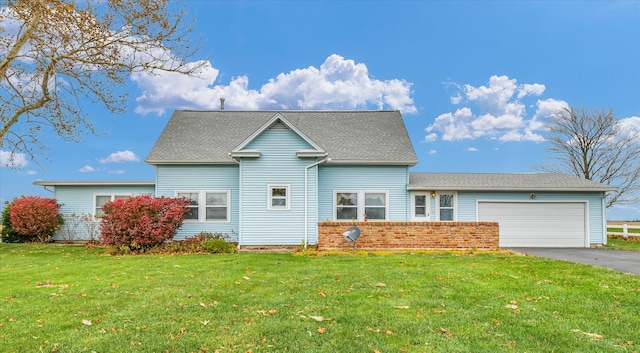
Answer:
318, 221, 499, 250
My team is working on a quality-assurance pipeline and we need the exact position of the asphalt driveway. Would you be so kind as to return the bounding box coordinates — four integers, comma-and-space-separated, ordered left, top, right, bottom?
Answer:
508, 248, 640, 275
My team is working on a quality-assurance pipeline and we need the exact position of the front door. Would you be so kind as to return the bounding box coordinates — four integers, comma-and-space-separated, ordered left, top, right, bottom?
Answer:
411, 192, 430, 221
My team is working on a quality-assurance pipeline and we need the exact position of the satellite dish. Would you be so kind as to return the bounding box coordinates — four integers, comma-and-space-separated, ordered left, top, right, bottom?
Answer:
343, 226, 360, 249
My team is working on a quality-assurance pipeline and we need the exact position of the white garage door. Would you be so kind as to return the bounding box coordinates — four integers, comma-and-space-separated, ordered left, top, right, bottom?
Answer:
478, 202, 587, 247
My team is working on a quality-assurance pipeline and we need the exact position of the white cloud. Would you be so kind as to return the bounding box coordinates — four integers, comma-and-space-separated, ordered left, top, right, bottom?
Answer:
132, 54, 416, 115
425, 75, 568, 143
0, 150, 28, 168
529, 99, 570, 131
428, 149, 437, 155
108, 170, 125, 175
424, 133, 438, 142
465, 147, 479, 152
79, 165, 96, 172
99, 150, 139, 164
425, 107, 474, 141
617, 116, 640, 139
518, 83, 545, 99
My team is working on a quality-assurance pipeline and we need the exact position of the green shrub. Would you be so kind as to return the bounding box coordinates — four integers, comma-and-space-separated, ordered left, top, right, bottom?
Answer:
202, 239, 237, 253
146, 232, 235, 254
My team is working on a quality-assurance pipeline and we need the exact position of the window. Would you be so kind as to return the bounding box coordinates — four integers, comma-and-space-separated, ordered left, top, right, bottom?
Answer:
268, 185, 290, 210
336, 192, 357, 220
413, 194, 428, 219
205, 192, 228, 220
364, 192, 386, 220
177, 192, 200, 220
94, 194, 130, 217
335, 191, 388, 221
437, 192, 456, 221
177, 191, 230, 222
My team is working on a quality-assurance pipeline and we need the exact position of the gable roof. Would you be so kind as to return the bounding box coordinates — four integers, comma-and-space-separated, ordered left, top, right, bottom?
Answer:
408, 173, 616, 192
146, 110, 418, 165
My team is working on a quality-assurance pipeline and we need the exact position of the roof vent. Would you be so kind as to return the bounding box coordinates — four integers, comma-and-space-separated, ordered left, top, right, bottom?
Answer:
220, 97, 225, 111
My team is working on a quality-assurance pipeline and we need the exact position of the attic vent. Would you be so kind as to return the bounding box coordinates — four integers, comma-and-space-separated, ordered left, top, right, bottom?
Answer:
270, 121, 289, 130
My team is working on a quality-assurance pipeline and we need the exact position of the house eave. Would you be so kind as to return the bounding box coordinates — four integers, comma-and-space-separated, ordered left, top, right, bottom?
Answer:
327, 159, 418, 166
407, 186, 617, 192
229, 150, 261, 158
297, 150, 329, 158
145, 159, 238, 165
34, 180, 156, 187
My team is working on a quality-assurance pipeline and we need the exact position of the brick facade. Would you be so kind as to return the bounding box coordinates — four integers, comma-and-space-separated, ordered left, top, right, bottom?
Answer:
318, 221, 499, 250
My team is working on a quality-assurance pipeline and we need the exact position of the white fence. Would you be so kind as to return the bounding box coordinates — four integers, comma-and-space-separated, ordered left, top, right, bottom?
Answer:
607, 223, 640, 240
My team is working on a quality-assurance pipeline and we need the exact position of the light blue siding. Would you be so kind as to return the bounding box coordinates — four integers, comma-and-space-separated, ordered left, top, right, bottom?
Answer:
457, 191, 607, 244
239, 128, 319, 245
156, 165, 239, 241
53, 185, 155, 241
318, 165, 410, 222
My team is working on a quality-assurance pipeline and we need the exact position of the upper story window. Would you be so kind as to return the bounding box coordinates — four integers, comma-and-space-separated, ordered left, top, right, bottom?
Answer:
177, 191, 230, 222
335, 191, 388, 221
94, 194, 130, 217
268, 184, 290, 210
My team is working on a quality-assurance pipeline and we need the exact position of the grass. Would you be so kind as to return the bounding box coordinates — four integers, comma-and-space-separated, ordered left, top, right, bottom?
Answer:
608, 227, 640, 234
1, 244, 639, 352
605, 238, 640, 252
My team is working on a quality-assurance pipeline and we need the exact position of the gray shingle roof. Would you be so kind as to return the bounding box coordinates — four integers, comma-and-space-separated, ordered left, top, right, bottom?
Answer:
146, 110, 418, 165
408, 173, 616, 192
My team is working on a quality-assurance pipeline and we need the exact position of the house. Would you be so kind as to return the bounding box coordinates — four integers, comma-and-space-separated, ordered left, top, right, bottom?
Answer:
35, 110, 615, 248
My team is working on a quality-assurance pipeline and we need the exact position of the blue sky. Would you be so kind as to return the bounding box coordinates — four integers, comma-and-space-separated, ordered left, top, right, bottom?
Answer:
1, 1, 639, 220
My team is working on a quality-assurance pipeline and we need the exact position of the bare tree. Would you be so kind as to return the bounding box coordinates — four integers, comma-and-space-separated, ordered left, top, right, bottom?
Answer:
0, 0, 204, 164
539, 107, 640, 207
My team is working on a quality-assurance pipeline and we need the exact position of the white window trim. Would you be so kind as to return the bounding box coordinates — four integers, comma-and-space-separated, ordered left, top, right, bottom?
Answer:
93, 193, 131, 218
436, 191, 457, 221
267, 184, 291, 211
334, 190, 389, 221
410, 192, 430, 221
176, 190, 231, 222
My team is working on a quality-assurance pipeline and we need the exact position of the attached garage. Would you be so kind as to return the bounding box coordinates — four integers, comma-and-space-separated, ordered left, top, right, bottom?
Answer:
478, 201, 587, 248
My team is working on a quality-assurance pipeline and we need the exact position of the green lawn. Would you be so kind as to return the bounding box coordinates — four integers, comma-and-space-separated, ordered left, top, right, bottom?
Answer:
605, 239, 640, 252
607, 227, 640, 234
1, 245, 639, 352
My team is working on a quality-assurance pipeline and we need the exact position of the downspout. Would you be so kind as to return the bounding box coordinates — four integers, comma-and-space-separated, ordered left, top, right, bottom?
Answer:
601, 192, 607, 246
304, 155, 329, 248
230, 156, 242, 249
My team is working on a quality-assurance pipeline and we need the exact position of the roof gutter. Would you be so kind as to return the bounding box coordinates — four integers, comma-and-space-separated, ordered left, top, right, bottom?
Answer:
407, 186, 618, 192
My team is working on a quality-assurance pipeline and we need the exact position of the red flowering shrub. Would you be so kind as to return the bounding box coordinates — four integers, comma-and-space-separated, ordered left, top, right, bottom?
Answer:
10, 196, 64, 243
100, 195, 189, 251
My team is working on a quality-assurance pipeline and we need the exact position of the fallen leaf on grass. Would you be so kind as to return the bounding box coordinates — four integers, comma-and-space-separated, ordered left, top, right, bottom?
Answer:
309, 315, 329, 322
81, 319, 92, 326
376, 282, 386, 288
571, 329, 603, 340
394, 305, 409, 309
317, 327, 326, 334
